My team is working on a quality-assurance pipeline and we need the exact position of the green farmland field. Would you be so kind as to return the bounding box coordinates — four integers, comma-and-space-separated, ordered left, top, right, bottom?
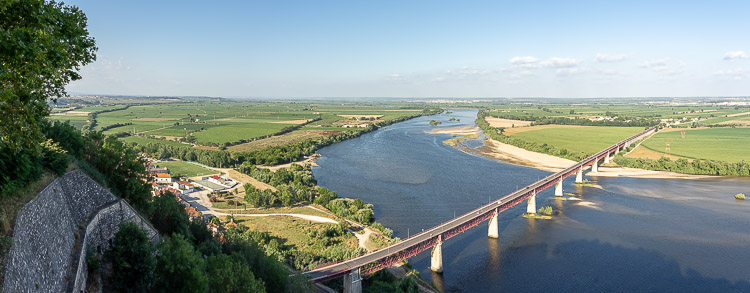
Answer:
155, 161, 218, 178
640, 128, 750, 162
120, 136, 187, 148
511, 126, 643, 154
190, 123, 295, 145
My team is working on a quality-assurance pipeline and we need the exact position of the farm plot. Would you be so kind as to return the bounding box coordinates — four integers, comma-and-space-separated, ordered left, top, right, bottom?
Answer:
190, 123, 296, 145
510, 126, 643, 154
227, 130, 342, 152
640, 128, 750, 162
120, 136, 188, 148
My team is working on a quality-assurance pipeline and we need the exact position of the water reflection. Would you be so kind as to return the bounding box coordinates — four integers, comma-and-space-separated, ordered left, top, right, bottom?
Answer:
314, 109, 750, 292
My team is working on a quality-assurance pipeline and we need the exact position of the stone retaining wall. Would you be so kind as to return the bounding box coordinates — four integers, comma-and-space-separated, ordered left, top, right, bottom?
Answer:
2, 170, 159, 293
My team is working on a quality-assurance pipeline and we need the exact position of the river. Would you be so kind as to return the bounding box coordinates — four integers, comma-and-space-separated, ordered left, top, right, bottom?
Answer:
313, 109, 750, 292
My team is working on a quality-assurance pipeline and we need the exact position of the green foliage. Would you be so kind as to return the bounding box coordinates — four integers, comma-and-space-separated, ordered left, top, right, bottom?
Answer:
240, 164, 324, 208
364, 269, 419, 293
326, 198, 375, 224
150, 192, 191, 239
206, 254, 266, 293
0, 0, 96, 152
0, 144, 42, 197
85, 249, 99, 273
614, 155, 750, 176
40, 139, 68, 176
0, 0, 95, 195
104, 222, 156, 293
153, 234, 209, 293
82, 131, 152, 210
222, 237, 290, 293
736, 194, 745, 200
429, 120, 442, 126
537, 206, 553, 216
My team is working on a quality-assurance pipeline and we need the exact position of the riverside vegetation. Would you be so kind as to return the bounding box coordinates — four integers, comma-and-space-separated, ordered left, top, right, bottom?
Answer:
475, 109, 750, 176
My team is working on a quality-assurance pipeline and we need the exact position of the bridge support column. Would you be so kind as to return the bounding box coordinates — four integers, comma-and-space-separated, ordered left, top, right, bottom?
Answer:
575, 166, 583, 183
591, 159, 599, 173
604, 152, 611, 164
554, 177, 563, 197
343, 269, 362, 293
488, 209, 499, 238
527, 191, 536, 215
431, 235, 443, 273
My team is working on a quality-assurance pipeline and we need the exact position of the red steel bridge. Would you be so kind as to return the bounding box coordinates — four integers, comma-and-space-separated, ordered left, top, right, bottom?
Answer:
305, 126, 657, 292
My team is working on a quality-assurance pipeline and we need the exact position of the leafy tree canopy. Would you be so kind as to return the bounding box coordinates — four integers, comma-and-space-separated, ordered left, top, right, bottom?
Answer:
104, 222, 156, 293
1, 0, 97, 151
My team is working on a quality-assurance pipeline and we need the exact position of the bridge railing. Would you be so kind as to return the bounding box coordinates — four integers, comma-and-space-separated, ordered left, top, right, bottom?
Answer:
307, 126, 658, 280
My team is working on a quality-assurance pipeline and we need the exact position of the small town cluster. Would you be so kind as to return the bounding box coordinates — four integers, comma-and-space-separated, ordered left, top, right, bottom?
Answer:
144, 157, 240, 232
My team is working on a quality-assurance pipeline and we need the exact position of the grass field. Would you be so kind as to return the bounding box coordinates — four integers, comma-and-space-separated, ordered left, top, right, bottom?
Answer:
639, 128, 750, 162
50, 99, 434, 152
155, 161, 218, 177
47, 116, 87, 129
511, 126, 643, 154
227, 130, 342, 152
147, 124, 217, 137
487, 104, 749, 121
120, 136, 187, 147
190, 123, 295, 145
234, 215, 358, 257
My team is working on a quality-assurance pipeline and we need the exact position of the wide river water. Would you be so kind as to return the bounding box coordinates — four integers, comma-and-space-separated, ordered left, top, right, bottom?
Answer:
313, 109, 750, 292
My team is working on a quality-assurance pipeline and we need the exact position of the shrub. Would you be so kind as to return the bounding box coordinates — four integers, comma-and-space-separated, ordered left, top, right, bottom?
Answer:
537, 206, 553, 216
736, 193, 746, 200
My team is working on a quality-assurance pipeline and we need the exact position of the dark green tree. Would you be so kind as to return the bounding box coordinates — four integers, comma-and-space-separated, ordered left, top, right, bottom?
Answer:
153, 234, 208, 293
104, 222, 156, 292
0, 0, 96, 195
150, 192, 191, 239
206, 254, 266, 293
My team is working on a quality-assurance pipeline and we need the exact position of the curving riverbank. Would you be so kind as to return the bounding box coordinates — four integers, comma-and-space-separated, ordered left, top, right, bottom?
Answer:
436, 125, 710, 179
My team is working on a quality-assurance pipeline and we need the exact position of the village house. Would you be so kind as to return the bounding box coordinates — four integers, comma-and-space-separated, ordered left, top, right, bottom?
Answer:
154, 173, 173, 184
172, 180, 195, 194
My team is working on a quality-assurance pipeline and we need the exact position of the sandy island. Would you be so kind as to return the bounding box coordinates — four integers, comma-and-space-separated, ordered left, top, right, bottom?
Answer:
435, 126, 709, 179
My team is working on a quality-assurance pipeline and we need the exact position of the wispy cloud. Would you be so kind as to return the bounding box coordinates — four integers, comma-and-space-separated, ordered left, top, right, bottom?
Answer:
637, 58, 670, 72
509, 56, 539, 65
541, 57, 582, 68
724, 51, 748, 61
713, 68, 747, 80
556, 68, 586, 76
594, 53, 628, 63
385, 73, 406, 82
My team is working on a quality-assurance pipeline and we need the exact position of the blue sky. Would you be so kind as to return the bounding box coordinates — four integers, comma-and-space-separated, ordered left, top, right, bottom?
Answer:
65, 0, 750, 98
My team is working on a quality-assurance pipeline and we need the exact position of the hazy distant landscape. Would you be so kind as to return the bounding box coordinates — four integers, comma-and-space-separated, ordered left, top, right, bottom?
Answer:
3, 1, 750, 292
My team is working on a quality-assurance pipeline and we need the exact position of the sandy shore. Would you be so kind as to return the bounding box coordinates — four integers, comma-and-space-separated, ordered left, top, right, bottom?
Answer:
478, 138, 575, 172
428, 125, 480, 135
472, 137, 709, 179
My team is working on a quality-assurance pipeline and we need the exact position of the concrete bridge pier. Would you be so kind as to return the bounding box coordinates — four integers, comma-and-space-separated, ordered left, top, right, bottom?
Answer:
343, 268, 362, 293
431, 235, 443, 273
527, 191, 537, 215
575, 166, 583, 183
591, 159, 599, 173
488, 209, 499, 238
604, 152, 611, 164
554, 177, 563, 197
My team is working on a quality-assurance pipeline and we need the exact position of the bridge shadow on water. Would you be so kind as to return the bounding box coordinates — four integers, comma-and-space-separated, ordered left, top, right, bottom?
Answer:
427, 238, 750, 293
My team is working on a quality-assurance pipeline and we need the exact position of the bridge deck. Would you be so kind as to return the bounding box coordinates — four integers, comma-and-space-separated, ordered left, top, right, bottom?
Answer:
305, 126, 657, 282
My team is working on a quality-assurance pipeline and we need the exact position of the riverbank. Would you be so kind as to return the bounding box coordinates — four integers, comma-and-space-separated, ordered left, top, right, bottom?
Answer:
437, 125, 710, 179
